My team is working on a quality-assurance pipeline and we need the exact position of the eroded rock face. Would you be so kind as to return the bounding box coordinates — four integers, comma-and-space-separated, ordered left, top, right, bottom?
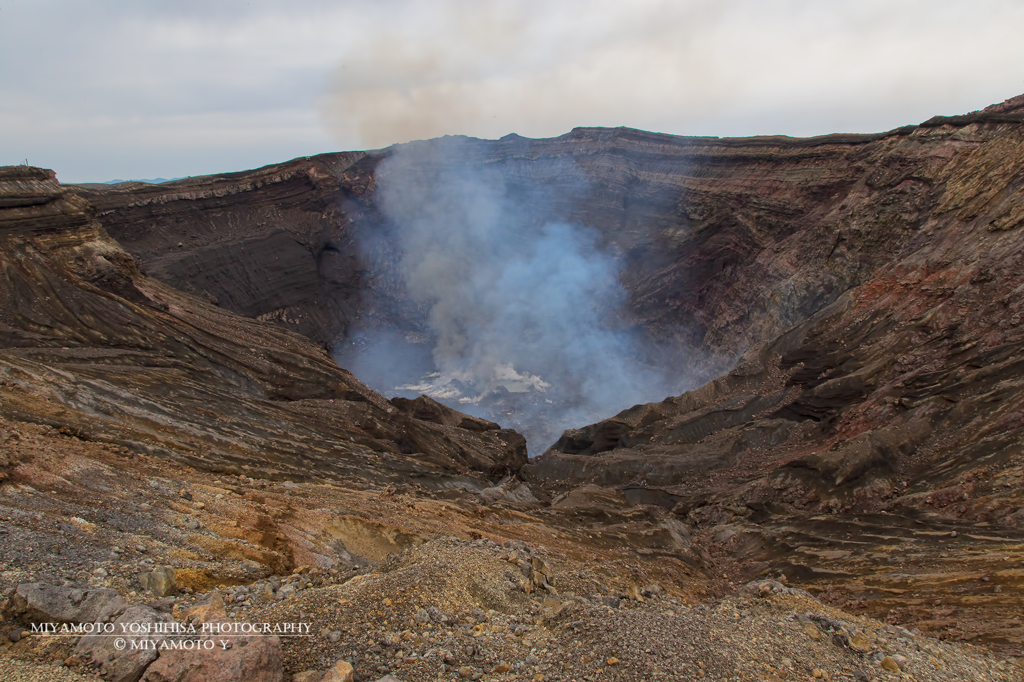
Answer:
530, 97, 1024, 512
525, 96, 1024, 652
0, 166, 526, 488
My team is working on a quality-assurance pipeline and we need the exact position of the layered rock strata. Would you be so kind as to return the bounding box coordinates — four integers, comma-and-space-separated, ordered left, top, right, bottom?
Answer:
0, 167, 526, 487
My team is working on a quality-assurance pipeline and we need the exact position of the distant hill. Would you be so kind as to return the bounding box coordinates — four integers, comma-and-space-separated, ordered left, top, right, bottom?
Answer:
101, 177, 182, 184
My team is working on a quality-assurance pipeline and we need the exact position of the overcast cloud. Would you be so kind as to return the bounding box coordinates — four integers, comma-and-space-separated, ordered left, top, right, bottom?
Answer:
2, 0, 1023, 182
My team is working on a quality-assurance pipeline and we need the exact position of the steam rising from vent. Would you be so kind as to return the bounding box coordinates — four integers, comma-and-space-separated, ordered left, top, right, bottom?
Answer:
336, 138, 670, 452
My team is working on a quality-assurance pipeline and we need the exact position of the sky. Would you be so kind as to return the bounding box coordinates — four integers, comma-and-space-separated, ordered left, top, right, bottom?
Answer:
2, 0, 1024, 183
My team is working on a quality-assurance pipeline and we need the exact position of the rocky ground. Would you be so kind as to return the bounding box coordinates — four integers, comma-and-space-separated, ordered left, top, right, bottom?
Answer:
2, 414, 1023, 681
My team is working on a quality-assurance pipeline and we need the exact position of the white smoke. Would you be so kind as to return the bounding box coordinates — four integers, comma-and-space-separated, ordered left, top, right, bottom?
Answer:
337, 137, 670, 451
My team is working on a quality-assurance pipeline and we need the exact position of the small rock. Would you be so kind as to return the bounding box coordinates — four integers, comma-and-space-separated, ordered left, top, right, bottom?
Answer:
184, 592, 226, 624
853, 669, 870, 682
425, 606, 449, 623
849, 632, 872, 653
643, 582, 663, 596
8, 629, 22, 643
458, 666, 474, 679
139, 566, 177, 598
606, 657, 619, 666
321, 659, 354, 682
803, 623, 821, 641
880, 656, 900, 672
179, 490, 193, 500
147, 596, 176, 613
891, 654, 908, 670
811, 670, 827, 680
493, 663, 511, 673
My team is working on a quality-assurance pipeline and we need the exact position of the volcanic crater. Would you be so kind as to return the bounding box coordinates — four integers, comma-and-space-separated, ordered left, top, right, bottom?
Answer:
1, 96, 1024, 681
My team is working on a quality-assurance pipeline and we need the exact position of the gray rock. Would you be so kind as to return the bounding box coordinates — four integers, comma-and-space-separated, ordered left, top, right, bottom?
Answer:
75, 604, 175, 682
425, 605, 450, 623
739, 579, 815, 600
4, 583, 124, 624
147, 597, 176, 613
479, 482, 537, 505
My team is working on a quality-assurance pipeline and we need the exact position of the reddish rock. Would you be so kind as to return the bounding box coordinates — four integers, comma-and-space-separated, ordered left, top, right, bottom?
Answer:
140, 633, 283, 682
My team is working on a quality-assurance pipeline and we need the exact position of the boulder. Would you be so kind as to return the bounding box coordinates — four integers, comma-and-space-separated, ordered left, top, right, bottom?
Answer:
75, 605, 175, 682
4, 583, 124, 624
140, 633, 284, 682
183, 592, 227, 624
738, 579, 815, 600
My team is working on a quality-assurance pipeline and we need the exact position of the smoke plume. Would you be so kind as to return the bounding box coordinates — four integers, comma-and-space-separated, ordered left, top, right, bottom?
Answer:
336, 138, 671, 452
